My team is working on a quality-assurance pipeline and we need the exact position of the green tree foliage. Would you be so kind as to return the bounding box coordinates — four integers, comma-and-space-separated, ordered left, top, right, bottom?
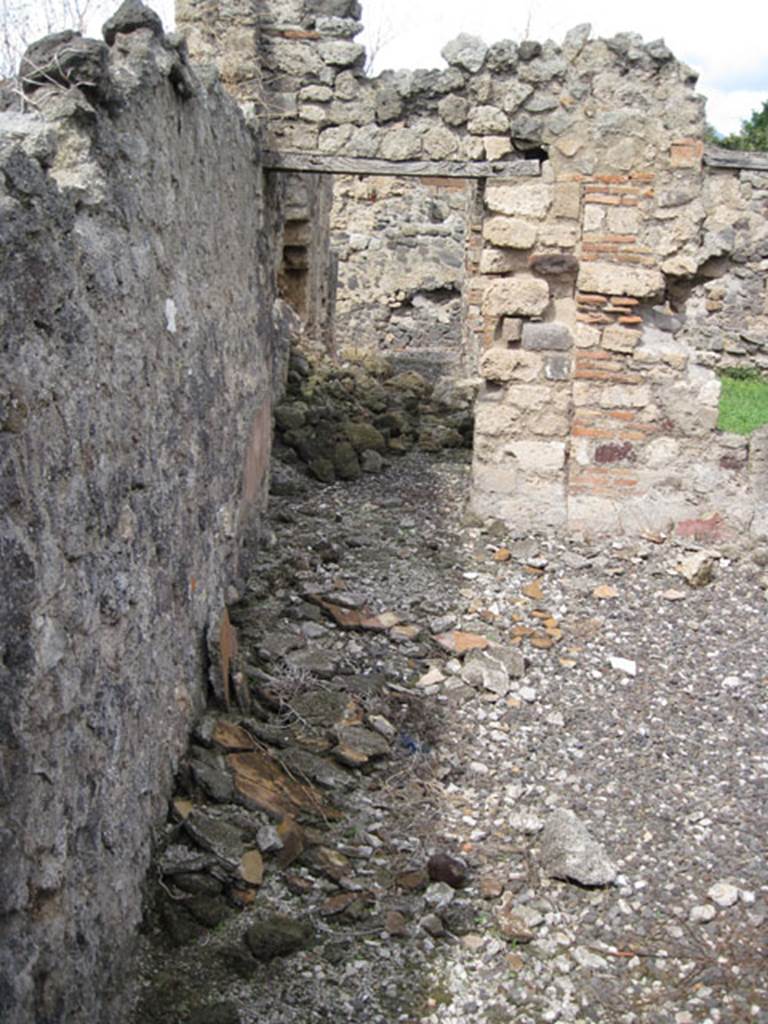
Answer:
718, 99, 768, 151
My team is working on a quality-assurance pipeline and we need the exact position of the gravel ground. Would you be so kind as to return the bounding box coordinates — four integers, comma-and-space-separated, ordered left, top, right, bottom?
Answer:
132, 452, 768, 1024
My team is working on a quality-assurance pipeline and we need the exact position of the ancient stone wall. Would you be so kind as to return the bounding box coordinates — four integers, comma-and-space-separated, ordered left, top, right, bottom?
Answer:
0, 15, 285, 1023
331, 174, 472, 378
243, 0, 768, 539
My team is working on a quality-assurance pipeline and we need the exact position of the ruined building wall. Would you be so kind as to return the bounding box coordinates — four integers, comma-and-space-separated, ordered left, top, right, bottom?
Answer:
176, 0, 338, 352
0, 19, 283, 1023
331, 174, 472, 379
246, 0, 768, 538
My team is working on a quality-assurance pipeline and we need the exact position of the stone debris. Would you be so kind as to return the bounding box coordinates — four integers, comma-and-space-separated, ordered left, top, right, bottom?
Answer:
677, 550, 718, 587
539, 809, 618, 887
707, 881, 740, 907
244, 915, 314, 960
608, 655, 638, 677
133, 453, 768, 1024
427, 853, 469, 889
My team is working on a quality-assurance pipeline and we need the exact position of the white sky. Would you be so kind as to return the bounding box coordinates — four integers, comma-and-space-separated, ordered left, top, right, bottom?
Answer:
86, 0, 764, 136
358, 0, 768, 136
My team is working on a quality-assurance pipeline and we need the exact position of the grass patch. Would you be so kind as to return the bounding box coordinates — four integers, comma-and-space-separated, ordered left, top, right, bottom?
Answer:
717, 370, 768, 435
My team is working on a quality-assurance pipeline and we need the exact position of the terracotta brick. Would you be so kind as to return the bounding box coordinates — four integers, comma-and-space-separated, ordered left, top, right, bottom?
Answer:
584, 194, 622, 205
277, 28, 321, 39
576, 293, 609, 305
570, 426, 614, 439
576, 313, 612, 324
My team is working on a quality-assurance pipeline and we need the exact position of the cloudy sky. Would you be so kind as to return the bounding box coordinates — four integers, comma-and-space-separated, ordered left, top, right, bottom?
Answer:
358, 0, 767, 136
87, 1, 764, 136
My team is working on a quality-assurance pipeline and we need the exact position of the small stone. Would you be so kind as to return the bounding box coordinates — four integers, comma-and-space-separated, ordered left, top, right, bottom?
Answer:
396, 869, 429, 892
434, 630, 489, 654
608, 656, 637, 677
245, 914, 314, 960
420, 912, 445, 937
441, 33, 488, 73
572, 946, 607, 970
256, 825, 283, 853
367, 714, 396, 740
689, 904, 717, 924
462, 648, 510, 696
427, 853, 468, 889
183, 810, 245, 870
707, 881, 739, 908
519, 686, 538, 703
385, 910, 409, 936
540, 809, 617, 887
509, 809, 544, 834
361, 449, 384, 473
332, 726, 390, 766
238, 849, 264, 886
424, 881, 456, 911
497, 897, 540, 942
676, 550, 717, 587
480, 873, 505, 899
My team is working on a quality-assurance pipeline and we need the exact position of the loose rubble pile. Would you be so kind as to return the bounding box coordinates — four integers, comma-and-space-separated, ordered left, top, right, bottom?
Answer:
272, 347, 478, 485
133, 452, 768, 1024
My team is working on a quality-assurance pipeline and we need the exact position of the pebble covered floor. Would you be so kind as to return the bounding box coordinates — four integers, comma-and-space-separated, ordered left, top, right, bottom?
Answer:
133, 452, 768, 1024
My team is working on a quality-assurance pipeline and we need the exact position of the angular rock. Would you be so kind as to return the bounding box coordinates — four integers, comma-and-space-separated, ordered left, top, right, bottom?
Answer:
441, 34, 488, 73
424, 881, 456, 911
244, 914, 314, 960
707, 881, 739, 907
467, 105, 508, 135
183, 810, 245, 870
539, 809, 617, 886
103, 0, 164, 46
332, 726, 390, 766
497, 896, 542, 942
461, 648, 511, 696
676, 550, 716, 587
428, 853, 468, 889
438, 93, 469, 126
20, 31, 109, 98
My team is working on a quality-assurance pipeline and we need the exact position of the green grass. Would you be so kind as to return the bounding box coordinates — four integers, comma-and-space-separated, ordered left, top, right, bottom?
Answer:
717, 371, 768, 435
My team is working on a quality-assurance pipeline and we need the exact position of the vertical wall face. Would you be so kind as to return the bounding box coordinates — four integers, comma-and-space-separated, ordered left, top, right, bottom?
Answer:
331, 174, 472, 379
0, 23, 279, 1023
178, 0, 338, 353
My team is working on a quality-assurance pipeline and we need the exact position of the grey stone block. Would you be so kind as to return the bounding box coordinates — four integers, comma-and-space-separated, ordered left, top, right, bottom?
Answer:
522, 323, 573, 352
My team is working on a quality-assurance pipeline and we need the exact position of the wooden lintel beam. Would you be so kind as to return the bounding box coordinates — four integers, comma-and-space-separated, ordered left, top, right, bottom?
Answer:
263, 150, 541, 180
704, 148, 768, 171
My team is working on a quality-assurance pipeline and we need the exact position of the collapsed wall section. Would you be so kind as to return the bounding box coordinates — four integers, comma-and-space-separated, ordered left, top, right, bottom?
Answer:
0, 17, 281, 1023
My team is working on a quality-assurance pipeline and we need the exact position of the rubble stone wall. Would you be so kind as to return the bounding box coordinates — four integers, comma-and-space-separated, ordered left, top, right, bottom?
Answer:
331, 174, 472, 379
0, 20, 284, 1024
225, 0, 768, 539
